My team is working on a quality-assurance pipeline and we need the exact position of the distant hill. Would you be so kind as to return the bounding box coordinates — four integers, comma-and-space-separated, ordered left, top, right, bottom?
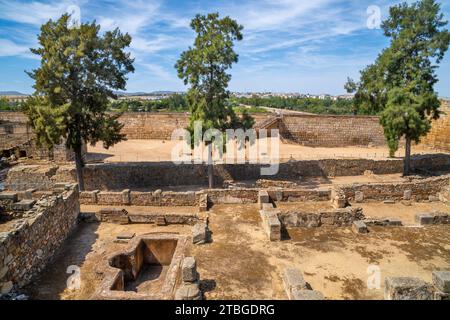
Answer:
0, 91, 27, 96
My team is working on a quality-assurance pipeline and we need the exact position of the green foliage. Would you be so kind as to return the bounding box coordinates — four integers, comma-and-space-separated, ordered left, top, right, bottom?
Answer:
235, 95, 355, 115
109, 94, 189, 112
346, 0, 450, 158
23, 96, 67, 149
26, 14, 134, 152
0, 97, 24, 111
380, 87, 434, 156
175, 12, 253, 149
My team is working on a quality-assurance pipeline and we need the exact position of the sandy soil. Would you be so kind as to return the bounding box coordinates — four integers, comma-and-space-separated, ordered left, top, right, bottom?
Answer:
23, 203, 450, 300
87, 139, 443, 163
358, 202, 450, 225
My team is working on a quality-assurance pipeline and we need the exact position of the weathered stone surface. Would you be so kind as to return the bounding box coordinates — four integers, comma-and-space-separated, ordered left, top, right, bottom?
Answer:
332, 196, 347, 209
116, 233, 135, 240
283, 268, 307, 299
0, 192, 18, 202
198, 193, 208, 212
11, 199, 36, 211
0, 186, 79, 292
192, 222, 208, 244
354, 191, 364, 203
258, 190, 270, 209
0, 281, 13, 294
291, 289, 324, 300
174, 282, 202, 300
432, 271, 450, 293
155, 216, 167, 226
414, 212, 449, 225
262, 202, 274, 211
336, 174, 450, 202
279, 207, 364, 228
260, 210, 281, 241
364, 217, 402, 227
403, 189, 412, 200
182, 257, 198, 283
385, 277, 434, 300
352, 220, 368, 234
121, 189, 130, 205
97, 208, 129, 224
429, 195, 439, 202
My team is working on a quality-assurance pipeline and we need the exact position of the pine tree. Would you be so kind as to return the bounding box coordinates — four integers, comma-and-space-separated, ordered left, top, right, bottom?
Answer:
24, 14, 134, 190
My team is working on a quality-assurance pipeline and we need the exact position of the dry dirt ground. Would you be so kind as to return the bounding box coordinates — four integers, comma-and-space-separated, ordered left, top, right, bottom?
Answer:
87, 139, 443, 163
23, 203, 450, 300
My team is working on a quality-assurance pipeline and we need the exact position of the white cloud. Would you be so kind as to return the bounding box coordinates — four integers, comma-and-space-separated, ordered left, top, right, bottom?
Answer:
0, 0, 80, 26
0, 39, 35, 58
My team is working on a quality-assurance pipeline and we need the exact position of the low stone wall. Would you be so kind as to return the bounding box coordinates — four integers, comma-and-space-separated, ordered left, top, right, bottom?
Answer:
6, 154, 450, 191
0, 185, 80, 294
338, 175, 450, 202
278, 207, 364, 228
80, 189, 198, 206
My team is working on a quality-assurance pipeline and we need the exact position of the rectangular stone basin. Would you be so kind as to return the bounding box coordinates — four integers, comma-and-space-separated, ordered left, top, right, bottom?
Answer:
94, 233, 187, 300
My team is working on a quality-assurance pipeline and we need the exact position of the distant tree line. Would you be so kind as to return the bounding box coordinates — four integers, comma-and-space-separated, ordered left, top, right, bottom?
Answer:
0, 97, 24, 111
109, 93, 189, 112
234, 95, 356, 115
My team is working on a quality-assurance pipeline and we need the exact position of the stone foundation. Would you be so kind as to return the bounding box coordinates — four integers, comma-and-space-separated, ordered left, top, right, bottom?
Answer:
0, 184, 79, 294
6, 154, 450, 191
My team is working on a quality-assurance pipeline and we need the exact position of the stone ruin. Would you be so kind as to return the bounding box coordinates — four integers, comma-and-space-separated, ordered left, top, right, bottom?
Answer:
94, 234, 189, 300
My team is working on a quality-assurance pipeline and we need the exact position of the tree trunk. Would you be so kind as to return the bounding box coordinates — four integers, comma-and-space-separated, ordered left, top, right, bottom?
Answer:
74, 145, 85, 191
403, 137, 411, 176
207, 143, 214, 188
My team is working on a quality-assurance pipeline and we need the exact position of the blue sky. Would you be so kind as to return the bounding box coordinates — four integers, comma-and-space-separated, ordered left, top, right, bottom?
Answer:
1, 0, 449, 96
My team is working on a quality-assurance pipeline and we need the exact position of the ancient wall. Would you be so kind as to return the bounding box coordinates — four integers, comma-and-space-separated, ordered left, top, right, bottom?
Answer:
0, 112, 32, 151
118, 112, 273, 140
420, 107, 450, 152
279, 114, 386, 147
6, 154, 450, 191
0, 185, 80, 293
337, 175, 450, 202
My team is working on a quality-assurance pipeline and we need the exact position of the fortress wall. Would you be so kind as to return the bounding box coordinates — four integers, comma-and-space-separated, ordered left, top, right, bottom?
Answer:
420, 107, 450, 152
279, 114, 386, 147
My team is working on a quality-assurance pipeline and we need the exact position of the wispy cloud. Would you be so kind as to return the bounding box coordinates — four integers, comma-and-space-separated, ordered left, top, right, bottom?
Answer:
0, 0, 449, 95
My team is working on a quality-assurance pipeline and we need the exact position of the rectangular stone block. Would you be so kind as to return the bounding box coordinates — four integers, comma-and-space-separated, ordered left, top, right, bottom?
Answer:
291, 289, 324, 300
97, 208, 129, 224
258, 190, 270, 209
262, 203, 274, 211
352, 220, 368, 234
0, 192, 18, 202
11, 199, 36, 211
192, 222, 208, 244
267, 212, 281, 241
121, 189, 131, 205
384, 277, 434, 300
156, 216, 167, 226
403, 189, 412, 200
283, 268, 307, 299
182, 257, 198, 283
432, 271, 450, 293
354, 191, 364, 203
198, 193, 208, 212
415, 213, 435, 225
